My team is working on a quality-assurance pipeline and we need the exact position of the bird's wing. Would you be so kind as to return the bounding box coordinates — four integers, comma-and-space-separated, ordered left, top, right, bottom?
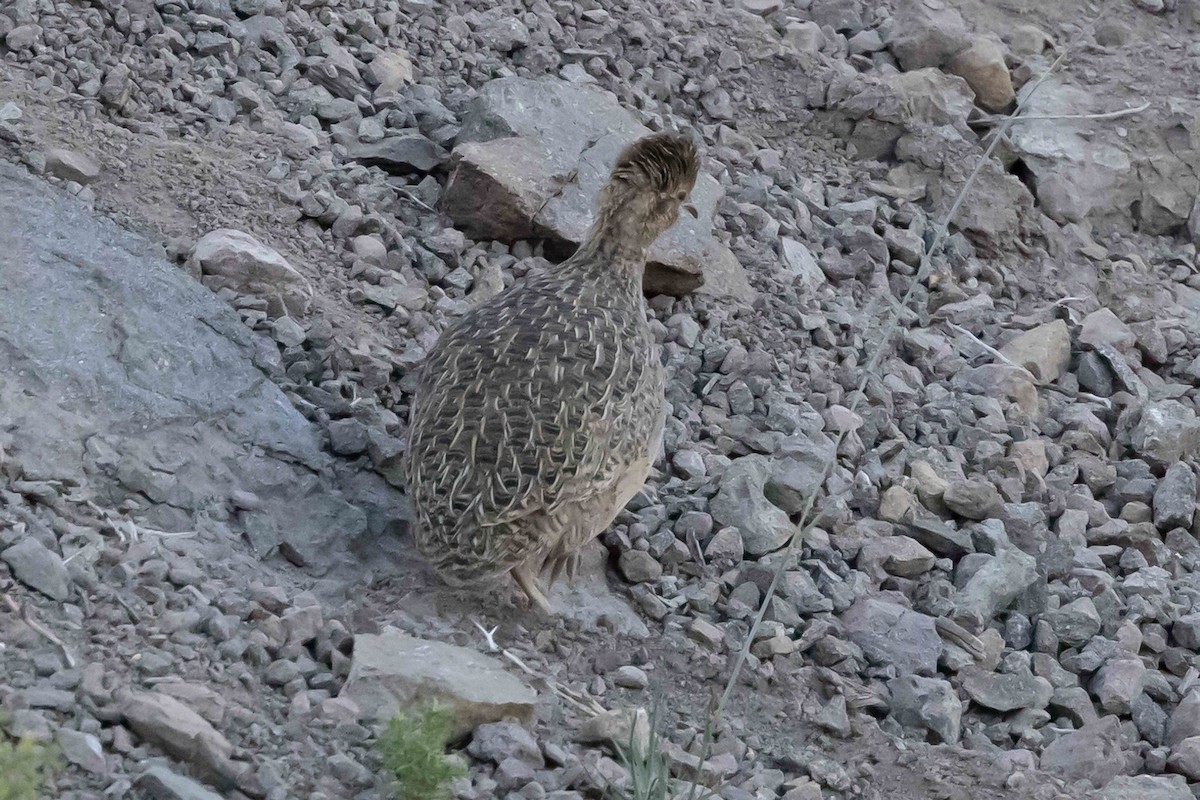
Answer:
405, 276, 648, 529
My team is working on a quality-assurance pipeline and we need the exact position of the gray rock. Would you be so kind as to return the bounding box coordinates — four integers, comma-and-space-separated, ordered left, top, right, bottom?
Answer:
306, 44, 365, 100
766, 434, 835, 514
270, 316, 306, 348
739, 0, 782, 14
442, 77, 752, 299
1050, 687, 1101, 728
189, 228, 313, 317
467, 721, 543, 767
1006, 79, 1195, 233
5, 24, 42, 50
779, 237, 825, 291
944, 37, 1014, 113
1173, 613, 1200, 649
44, 148, 102, 185
859, 536, 936, 579
1000, 502, 1050, 555
136, 765, 225, 800
841, 598, 940, 675
476, 11, 529, 52
1134, 401, 1200, 468
1080, 308, 1136, 351
784, 21, 824, 54
1, 538, 70, 601
618, 550, 663, 583
1006, 87, 1126, 223
365, 51, 415, 93
942, 479, 1003, 520
341, 626, 536, 737
1039, 716, 1124, 788
546, 541, 649, 637
961, 668, 1052, 712
888, 674, 962, 744
1154, 462, 1196, 531
1044, 597, 1103, 648
711, 455, 795, 556
1076, 351, 1115, 397
0, 161, 387, 581
1167, 690, 1200, 746
1168, 736, 1200, 780
885, 0, 971, 69
954, 546, 1038, 623
5, 710, 53, 742
121, 692, 239, 787
1100, 775, 1192, 800
56, 728, 106, 774
1133, 693, 1168, 746
998, 320, 1071, 382
613, 666, 649, 690
1092, 657, 1145, 715
343, 133, 447, 173
328, 418, 370, 456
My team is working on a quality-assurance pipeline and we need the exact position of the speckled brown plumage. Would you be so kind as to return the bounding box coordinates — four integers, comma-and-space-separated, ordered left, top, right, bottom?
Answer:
403, 132, 700, 612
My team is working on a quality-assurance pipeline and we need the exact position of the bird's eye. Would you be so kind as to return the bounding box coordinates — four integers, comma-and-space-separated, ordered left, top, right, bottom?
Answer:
675, 191, 687, 201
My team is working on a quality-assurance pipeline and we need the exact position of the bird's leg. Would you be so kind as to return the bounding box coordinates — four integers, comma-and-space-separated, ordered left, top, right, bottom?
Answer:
544, 549, 583, 587
545, 551, 568, 587
511, 563, 554, 614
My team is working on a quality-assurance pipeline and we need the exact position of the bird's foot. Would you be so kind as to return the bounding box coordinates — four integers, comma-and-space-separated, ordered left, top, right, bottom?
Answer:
511, 564, 554, 615
544, 551, 581, 588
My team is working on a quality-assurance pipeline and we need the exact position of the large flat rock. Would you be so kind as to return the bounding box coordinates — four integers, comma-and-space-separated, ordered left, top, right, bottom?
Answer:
341, 627, 537, 737
442, 77, 753, 299
1008, 80, 1200, 236
0, 160, 385, 575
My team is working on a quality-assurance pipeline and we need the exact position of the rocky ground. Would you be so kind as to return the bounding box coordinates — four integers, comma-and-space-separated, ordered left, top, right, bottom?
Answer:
3, 0, 1200, 798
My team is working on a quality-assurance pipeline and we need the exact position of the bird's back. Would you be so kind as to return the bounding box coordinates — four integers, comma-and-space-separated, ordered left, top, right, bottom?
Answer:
403, 261, 663, 580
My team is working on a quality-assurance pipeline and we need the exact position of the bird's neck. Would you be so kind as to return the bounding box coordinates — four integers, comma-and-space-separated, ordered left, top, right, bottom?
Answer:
569, 203, 655, 281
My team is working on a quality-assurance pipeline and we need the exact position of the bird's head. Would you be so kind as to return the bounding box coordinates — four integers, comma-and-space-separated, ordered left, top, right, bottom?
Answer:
596, 132, 700, 245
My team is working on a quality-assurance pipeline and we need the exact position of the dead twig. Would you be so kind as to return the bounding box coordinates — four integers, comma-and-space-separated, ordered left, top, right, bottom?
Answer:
84, 500, 196, 544
473, 620, 605, 718
395, 185, 437, 215
3, 592, 77, 668
946, 322, 1112, 408
969, 100, 1151, 127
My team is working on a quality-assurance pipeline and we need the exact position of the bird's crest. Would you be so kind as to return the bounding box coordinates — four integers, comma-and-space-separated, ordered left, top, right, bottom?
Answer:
611, 133, 699, 192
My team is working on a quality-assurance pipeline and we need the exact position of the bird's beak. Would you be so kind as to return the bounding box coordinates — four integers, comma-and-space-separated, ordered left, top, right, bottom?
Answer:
683, 203, 699, 218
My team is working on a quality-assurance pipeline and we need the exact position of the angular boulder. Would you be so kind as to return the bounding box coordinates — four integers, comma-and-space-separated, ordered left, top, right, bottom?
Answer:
120, 691, 240, 788
885, 0, 971, 70
0, 161, 392, 576
189, 228, 313, 317
841, 598, 940, 675
888, 674, 962, 744
946, 37, 1015, 112
710, 455, 795, 556
341, 627, 537, 737
1133, 400, 1200, 468
442, 77, 752, 299
999, 320, 1071, 383
1039, 716, 1124, 788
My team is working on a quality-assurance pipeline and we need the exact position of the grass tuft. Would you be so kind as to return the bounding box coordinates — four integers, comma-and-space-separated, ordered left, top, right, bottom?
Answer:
0, 735, 57, 800
377, 705, 465, 800
611, 711, 672, 800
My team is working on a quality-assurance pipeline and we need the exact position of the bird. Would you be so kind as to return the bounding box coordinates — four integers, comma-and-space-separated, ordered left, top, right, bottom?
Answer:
403, 131, 700, 613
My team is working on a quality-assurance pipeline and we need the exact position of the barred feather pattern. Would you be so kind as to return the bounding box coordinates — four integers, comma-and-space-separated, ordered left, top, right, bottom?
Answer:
403, 260, 665, 585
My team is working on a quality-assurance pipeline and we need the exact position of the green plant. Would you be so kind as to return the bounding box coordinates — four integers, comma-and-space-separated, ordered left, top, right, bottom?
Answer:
0, 736, 57, 800
377, 705, 465, 800
611, 710, 672, 800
